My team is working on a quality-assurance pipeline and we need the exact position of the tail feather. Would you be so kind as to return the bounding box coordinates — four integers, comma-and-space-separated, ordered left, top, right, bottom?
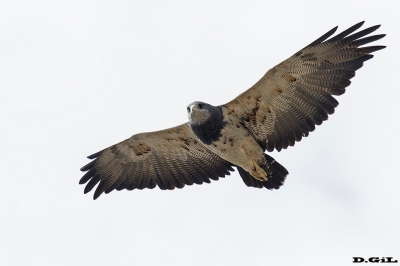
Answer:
237, 154, 288, 190
237, 167, 264, 188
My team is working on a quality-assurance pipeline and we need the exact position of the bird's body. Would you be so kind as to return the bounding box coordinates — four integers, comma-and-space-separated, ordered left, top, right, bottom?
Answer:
212, 120, 267, 181
188, 102, 277, 183
80, 21, 385, 199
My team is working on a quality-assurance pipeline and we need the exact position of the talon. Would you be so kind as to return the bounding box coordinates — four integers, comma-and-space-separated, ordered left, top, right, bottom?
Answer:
251, 160, 268, 181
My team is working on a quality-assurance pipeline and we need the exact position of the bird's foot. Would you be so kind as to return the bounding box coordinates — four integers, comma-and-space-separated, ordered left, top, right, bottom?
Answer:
250, 160, 268, 181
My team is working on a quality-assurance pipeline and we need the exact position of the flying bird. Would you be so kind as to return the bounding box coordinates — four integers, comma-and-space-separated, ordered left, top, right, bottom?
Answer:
80, 21, 385, 200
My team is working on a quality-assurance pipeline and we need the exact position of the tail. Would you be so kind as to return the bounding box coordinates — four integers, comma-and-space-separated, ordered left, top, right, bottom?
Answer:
237, 154, 288, 189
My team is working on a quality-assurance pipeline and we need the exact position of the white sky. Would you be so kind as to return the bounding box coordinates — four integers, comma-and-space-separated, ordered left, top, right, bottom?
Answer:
1, 1, 399, 265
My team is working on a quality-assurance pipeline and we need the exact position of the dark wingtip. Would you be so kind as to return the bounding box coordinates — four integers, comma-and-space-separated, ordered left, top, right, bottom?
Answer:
93, 182, 105, 200
79, 168, 95, 184
303, 25, 338, 49
352, 34, 386, 47
357, 45, 386, 54
329, 26, 339, 34
329, 21, 366, 42
84, 175, 100, 194
374, 45, 386, 51
87, 150, 104, 159
80, 160, 96, 172
360, 54, 374, 62
364, 24, 381, 34
354, 21, 366, 29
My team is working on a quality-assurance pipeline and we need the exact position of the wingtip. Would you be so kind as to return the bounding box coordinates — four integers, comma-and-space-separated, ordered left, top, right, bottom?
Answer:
354, 21, 365, 28
84, 188, 90, 194
93, 182, 105, 200
330, 25, 339, 35
373, 45, 387, 51
361, 54, 374, 62
80, 160, 95, 172
83, 175, 100, 194
79, 168, 95, 184
302, 25, 339, 49
87, 150, 103, 159
369, 24, 382, 32
349, 21, 365, 32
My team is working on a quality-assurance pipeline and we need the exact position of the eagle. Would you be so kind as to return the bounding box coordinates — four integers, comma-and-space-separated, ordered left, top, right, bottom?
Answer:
80, 21, 385, 200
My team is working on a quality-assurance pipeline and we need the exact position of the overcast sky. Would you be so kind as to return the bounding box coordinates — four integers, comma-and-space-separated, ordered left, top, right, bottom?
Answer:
1, 1, 399, 265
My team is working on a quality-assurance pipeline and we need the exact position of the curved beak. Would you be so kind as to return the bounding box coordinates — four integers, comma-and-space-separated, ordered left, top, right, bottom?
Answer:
190, 104, 196, 113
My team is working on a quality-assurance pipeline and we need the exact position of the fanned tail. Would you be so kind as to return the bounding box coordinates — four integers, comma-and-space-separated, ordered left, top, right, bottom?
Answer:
237, 154, 288, 189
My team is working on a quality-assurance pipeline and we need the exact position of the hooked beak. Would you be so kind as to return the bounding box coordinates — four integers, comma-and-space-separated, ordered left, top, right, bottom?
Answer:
187, 104, 196, 114
187, 104, 196, 121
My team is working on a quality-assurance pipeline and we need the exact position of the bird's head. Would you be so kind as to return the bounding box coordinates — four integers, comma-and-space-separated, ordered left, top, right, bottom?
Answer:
187, 101, 215, 125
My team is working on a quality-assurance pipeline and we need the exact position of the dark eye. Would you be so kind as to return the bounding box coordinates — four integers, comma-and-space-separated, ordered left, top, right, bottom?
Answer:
187, 107, 190, 112
198, 104, 203, 109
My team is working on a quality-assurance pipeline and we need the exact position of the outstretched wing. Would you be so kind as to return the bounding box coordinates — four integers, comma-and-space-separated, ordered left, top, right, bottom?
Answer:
224, 21, 385, 152
80, 123, 234, 199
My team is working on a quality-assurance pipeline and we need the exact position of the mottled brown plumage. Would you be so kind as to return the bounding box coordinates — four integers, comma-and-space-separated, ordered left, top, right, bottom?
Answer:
224, 22, 385, 152
80, 21, 385, 199
80, 124, 234, 199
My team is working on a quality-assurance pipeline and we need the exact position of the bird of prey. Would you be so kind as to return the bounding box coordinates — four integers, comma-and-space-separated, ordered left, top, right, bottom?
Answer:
80, 21, 385, 200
